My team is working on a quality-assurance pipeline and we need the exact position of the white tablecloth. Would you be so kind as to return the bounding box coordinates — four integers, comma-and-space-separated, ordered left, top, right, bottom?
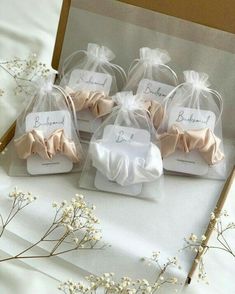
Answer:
0, 1, 235, 293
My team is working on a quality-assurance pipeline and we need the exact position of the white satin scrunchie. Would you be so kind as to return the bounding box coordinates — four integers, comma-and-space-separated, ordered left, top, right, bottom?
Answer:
90, 141, 163, 186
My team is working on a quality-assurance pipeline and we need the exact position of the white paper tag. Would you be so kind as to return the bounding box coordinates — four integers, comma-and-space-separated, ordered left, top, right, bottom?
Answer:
168, 107, 216, 131
25, 111, 73, 175
68, 69, 112, 134
137, 79, 175, 101
94, 125, 151, 196
68, 69, 112, 95
163, 107, 216, 175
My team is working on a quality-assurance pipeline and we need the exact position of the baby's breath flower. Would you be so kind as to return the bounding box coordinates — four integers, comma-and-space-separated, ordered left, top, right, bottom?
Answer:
210, 212, 215, 220
52, 201, 58, 208
201, 235, 206, 241
0, 56, 51, 97
172, 277, 178, 284
59, 255, 181, 294
0, 188, 38, 240
0, 190, 102, 264
198, 246, 204, 253
182, 210, 235, 285
189, 233, 198, 243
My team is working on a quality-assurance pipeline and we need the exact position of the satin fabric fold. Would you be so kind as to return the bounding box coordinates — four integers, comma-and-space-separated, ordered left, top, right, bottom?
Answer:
159, 125, 224, 165
14, 129, 80, 163
67, 88, 114, 117
90, 141, 163, 186
145, 100, 164, 130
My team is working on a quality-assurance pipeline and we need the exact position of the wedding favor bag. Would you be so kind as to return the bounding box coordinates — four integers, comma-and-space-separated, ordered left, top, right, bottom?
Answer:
123, 47, 178, 133
60, 43, 126, 136
9, 78, 83, 176
124, 47, 178, 99
79, 91, 164, 199
159, 70, 226, 179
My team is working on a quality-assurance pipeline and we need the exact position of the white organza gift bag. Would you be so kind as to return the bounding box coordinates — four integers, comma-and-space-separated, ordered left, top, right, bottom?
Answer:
60, 43, 126, 137
123, 47, 178, 133
60, 43, 126, 94
79, 91, 164, 199
124, 47, 178, 96
158, 70, 226, 179
9, 78, 84, 176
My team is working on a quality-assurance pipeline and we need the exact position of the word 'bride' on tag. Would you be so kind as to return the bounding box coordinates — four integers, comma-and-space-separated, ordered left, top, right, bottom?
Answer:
94, 125, 151, 196
79, 91, 163, 199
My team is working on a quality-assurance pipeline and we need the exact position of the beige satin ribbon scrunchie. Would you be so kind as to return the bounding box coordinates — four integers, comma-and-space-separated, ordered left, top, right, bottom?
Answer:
66, 87, 114, 117
68, 87, 164, 129
145, 100, 164, 130
14, 128, 80, 163
90, 141, 163, 186
159, 125, 224, 165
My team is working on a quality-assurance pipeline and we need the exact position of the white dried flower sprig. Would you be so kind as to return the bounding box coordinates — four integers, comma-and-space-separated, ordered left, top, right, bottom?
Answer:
142, 251, 181, 291
182, 210, 235, 283
0, 54, 50, 96
58, 252, 181, 294
0, 187, 37, 238
0, 189, 103, 263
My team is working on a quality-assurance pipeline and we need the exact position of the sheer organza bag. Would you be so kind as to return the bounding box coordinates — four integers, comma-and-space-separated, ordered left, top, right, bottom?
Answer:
124, 47, 178, 94
9, 77, 84, 176
60, 43, 127, 138
123, 47, 178, 133
158, 70, 226, 179
79, 91, 164, 199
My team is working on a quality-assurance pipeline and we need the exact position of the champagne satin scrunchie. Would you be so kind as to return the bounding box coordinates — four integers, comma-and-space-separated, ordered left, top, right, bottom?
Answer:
159, 125, 224, 165
145, 100, 165, 130
14, 128, 81, 163
68, 87, 164, 129
66, 87, 114, 117
90, 141, 163, 186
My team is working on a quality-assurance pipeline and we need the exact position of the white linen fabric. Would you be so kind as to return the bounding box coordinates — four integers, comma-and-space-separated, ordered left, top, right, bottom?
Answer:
0, 0, 235, 294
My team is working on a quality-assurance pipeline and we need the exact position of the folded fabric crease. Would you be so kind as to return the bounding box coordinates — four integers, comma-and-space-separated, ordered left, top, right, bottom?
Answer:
145, 100, 164, 130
